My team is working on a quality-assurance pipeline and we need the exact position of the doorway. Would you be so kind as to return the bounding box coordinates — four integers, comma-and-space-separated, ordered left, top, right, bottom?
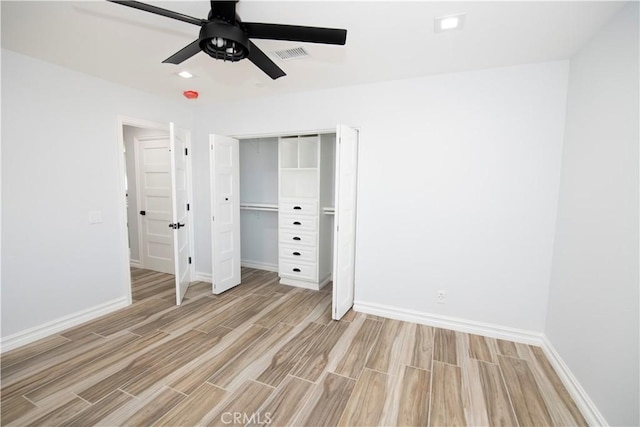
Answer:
117, 116, 195, 305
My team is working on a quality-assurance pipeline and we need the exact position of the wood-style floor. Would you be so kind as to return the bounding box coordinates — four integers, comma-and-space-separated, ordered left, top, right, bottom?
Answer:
1, 268, 587, 426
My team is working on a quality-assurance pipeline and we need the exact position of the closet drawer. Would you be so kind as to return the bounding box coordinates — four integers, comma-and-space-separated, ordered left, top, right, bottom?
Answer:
279, 215, 317, 232
280, 200, 317, 216
279, 260, 317, 281
280, 244, 317, 262
280, 230, 317, 247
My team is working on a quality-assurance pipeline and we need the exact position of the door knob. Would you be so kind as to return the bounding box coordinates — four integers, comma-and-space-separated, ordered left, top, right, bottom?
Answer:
139, 210, 146, 215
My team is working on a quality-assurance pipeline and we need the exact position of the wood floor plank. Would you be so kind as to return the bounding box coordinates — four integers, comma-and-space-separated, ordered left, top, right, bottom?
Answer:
25, 331, 168, 403
434, 328, 458, 366
397, 366, 431, 427
77, 330, 199, 403
279, 292, 329, 326
122, 326, 233, 396
248, 375, 314, 427
253, 291, 308, 328
121, 387, 186, 427
155, 383, 227, 426
365, 319, 404, 374
1, 332, 138, 401
410, 323, 434, 370
468, 334, 496, 363
338, 368, 388, 427
496, 339, 520, 358
205, 380, 275, 427
1, 334, 70, 370
1, 395, 36, 425
24, 396, 90, 427
294, 372, 356, 427
170, 325, 268, 395
529, 346, 588, 426
334, 318, 383, 379
292, 322, 349, 382
130, 295, 217, 336
477, 360, 518, 426
498, 354, 554, 426
64, 390, 132, 427
1, 333, 103, 384
207, 323, 294, 389
60, 298, 172, 340
256, 322, 325, 387
430, 361, 467, 426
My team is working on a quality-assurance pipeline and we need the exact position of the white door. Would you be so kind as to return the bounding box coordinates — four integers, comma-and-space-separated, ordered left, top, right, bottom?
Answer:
332, 125, 359, 320
136, 136, 174, 274
210, 134, 241, 294
170, 123, 191, 304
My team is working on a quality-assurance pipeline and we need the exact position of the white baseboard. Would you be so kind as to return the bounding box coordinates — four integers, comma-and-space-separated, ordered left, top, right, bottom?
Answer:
353, 300, 543, 345
0, 297, 129, 353
241, 260, 278, 273
540, 335, 608, 426
194, 272, 212, 283
129, 260, 142, 269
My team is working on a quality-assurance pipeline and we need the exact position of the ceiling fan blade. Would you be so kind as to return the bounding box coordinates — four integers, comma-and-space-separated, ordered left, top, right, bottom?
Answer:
107, 1, 205, 26
210, 1, 238, 22
162, 40, 202, 64
244, 23, 347, 45
247, 41, 286, 80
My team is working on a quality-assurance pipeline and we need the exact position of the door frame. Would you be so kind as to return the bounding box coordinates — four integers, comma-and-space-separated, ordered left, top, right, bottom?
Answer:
116, 115, 195, 305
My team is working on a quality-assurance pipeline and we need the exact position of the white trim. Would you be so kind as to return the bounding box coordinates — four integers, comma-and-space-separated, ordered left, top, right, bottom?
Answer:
353, 300, 543, 345
129, 260, 142, 269
0, 297, 129, 353
194, 272, 212, 283
241, 260, 278, 272
540, 335, 608, 426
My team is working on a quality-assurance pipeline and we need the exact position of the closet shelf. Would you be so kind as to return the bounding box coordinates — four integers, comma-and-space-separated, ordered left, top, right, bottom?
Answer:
240, 203, 278, 212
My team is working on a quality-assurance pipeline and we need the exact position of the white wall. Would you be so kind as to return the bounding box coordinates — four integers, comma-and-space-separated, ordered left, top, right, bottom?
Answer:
1, 49, 192, 339
192, 60, 569, 332
545, 3, 639, 426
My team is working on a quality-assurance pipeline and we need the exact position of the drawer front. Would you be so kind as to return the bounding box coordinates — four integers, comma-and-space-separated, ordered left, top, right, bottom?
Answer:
279, 259, 317, 281
280, 244, 317, 262
280, 200, 318, 216
279, 230, 317, 247
279, 215, 318, 232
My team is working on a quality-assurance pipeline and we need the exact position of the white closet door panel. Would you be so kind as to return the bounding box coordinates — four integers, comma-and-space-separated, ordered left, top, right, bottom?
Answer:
170, 123, 191, 305
210, 134, 241, 294
332, 125, 359, 320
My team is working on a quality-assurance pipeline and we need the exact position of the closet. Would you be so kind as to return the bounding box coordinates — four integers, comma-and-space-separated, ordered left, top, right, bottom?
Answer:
210, 125, 358, 320
238, 134, 335, 290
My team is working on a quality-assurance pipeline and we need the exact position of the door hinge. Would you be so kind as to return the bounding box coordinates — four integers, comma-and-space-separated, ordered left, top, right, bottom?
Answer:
187, 203, 190, 211
212, 216, 215, 221
188, 256, 192, 264
185, 148, 188, 156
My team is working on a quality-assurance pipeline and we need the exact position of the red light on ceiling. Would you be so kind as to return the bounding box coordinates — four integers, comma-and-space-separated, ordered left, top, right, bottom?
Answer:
183, 90, 199, 99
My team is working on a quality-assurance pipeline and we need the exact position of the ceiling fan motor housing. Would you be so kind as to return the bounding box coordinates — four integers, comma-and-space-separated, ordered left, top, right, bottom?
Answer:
199, 21, 249, 61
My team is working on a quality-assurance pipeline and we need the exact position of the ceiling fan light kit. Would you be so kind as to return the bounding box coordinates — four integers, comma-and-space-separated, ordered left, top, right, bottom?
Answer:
107, 0, 347, 80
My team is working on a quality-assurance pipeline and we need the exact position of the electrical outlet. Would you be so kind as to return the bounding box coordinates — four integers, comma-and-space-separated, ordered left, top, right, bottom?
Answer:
437, 290, 446, 304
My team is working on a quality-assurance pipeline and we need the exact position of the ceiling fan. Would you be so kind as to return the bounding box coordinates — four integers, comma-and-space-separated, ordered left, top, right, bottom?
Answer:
107, 0, 348, 79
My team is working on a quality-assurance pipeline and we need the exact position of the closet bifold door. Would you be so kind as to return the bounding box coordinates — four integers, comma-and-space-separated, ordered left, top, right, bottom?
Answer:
332, 125, 359, 320
210, 134, 241, 294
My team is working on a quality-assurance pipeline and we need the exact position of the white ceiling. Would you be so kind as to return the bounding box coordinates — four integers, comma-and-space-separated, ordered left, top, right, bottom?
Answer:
1, 1, 625, 104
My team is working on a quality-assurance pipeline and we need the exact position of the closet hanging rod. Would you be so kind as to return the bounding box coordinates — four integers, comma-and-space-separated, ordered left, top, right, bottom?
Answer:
240, 203, 279, 212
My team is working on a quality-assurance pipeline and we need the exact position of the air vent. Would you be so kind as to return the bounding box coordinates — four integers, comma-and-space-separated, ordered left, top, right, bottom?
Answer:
273, 46, 309, 61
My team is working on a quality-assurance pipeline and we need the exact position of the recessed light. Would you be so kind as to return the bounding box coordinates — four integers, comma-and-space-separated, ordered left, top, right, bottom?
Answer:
434, 13, 465, 33
178, 71, 194, 79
